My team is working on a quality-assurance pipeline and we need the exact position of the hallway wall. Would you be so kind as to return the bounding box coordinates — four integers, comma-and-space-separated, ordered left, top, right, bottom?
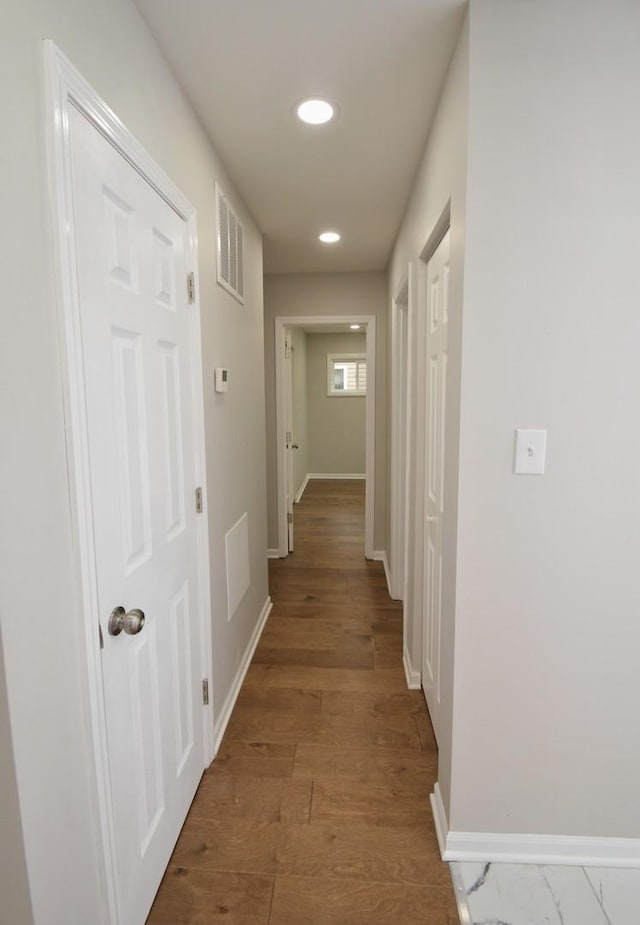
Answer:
392, 0, 640, 850
450, 0, 640, 841
389, 10, 469, 814
0, 0, 268, 920
264, 272, 388, 551
0, 626, 34, 925
306, 332, 366, 475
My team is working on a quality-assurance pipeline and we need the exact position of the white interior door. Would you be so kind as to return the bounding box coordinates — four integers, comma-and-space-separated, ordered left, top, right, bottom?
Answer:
284, 331, 295, 552
421, 229, 450, 745
69, 106, 205, 924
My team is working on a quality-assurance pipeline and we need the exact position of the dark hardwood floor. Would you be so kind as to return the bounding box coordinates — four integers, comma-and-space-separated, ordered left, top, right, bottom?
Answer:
147, 479, 459, 924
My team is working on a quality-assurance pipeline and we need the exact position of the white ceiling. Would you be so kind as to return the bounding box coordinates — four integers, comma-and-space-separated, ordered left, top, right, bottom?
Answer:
302, 324, 366, 335
134, 0, 466, 274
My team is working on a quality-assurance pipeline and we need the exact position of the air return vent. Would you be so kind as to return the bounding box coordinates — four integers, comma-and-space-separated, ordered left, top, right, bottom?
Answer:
215, 183, 245, 304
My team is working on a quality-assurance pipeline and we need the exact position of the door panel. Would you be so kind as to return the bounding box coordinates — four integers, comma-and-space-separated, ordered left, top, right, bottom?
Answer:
112, 328, 152, 570
69, 106, 204, 924
160, 343, 186, 539
421, 229, 450, 744
170, 580, 194, 775
129, 624, 164, 854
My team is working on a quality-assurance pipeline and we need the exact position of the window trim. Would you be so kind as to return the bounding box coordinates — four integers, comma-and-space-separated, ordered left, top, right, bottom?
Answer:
327, 353, 367, 397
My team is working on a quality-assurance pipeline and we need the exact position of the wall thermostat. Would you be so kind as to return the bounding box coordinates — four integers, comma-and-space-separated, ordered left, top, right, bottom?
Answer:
215, 367, 229, 392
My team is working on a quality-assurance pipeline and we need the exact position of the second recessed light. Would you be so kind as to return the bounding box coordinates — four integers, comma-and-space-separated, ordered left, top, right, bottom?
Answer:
297, 98, 334, 125
319, 231, 340, 243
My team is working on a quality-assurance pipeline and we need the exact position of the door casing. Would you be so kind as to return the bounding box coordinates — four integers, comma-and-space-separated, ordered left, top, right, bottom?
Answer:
390, 268, 413, 602
419, 228, 450, 744
284, 330, 295, 552
408, 206, 451, 741
44, 42, 214, 924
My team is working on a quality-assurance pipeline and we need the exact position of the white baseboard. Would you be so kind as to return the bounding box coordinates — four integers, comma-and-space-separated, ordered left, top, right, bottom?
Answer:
444, 831, 640, 868
381, 552, 392, 596
430, 783, 449, 858
403, 646, 421, 689
267, 549, 281, 559
431, 781, 640, 868
212, 596, 272, 753
306, 472, 365, 480
294, 474, 310, 503
371, 549, 392, 596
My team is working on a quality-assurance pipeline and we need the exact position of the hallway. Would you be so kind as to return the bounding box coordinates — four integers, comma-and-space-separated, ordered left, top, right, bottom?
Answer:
147, 480, 459, 924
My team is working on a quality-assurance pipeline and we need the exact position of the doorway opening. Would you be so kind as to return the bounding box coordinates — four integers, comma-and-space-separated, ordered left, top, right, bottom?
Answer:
274, 315, 376, 560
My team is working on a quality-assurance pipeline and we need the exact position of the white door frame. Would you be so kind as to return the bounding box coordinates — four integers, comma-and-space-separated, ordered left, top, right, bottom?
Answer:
390, 267, 413, 601
44, 42, 214, 924
284, 329, 295, 552
275, 315, 376, 559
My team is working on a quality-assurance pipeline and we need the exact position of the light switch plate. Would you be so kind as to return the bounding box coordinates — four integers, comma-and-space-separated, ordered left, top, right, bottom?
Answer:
214, 367, 229, 392
514, 429, 547, 475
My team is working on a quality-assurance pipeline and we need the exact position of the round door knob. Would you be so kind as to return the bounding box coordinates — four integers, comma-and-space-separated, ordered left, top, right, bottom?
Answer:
108, 606, 145, 637
426, 515, 437, 524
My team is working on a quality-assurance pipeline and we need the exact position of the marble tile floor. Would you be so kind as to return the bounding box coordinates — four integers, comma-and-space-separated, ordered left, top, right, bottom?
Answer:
452, 861, 640, 925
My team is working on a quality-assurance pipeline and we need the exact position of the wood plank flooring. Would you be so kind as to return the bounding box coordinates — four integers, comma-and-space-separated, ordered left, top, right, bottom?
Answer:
147, 479, 459, 925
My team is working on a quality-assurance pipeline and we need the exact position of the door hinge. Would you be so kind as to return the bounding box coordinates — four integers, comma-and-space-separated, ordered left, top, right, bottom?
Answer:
287, 512, 293, 524
187, 272, 195, 304
195, 487, 203, 513
285, 342, 292, 359
99, 623, 104, 650
202, 679, 209, 705
286, 431, 292, 444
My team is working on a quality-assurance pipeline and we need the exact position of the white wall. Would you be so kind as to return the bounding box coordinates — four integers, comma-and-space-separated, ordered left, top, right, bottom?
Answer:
392, 0, 640, 847
306, 333, 367, 475
264, 272, 388, 550
0, 0, 268, 920
448, 0, 640, 839
289, 327, 309, 496
388, 12, 469, 813
0, 627, 34, 925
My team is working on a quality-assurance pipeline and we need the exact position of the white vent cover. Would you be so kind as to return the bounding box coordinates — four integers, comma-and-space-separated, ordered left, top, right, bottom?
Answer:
215, 183, 245, 303
225, 512, 250, 621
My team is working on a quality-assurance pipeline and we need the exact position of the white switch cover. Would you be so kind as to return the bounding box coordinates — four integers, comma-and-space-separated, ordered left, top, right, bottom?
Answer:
514, 429, 547, 475
214, 367, 229, 392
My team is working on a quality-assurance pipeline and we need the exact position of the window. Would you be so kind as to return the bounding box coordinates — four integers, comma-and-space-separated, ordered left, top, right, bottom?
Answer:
327, 354, 367, 396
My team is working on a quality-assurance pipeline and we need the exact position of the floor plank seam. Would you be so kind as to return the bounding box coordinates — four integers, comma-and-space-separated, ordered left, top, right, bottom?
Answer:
308, 778, 315, 824
266, 871, 277, 925
264, 872, 454, 888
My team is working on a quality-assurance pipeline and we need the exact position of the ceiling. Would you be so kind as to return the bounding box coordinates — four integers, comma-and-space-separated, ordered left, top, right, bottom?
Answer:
133, 0, 466, 274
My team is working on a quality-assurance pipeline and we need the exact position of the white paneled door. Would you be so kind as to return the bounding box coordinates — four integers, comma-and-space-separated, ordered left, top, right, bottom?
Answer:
69, 107, 204, 924
421, 229, 450, 745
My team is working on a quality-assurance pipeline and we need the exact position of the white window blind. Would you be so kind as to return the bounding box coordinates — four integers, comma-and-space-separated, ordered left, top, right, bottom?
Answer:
327, 354, 367, 396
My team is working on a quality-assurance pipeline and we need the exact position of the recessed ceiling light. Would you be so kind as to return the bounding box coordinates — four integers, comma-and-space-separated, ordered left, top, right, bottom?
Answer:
350, 324, 361, 330
319, 231, 340, 243
297, 98, 334, 125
